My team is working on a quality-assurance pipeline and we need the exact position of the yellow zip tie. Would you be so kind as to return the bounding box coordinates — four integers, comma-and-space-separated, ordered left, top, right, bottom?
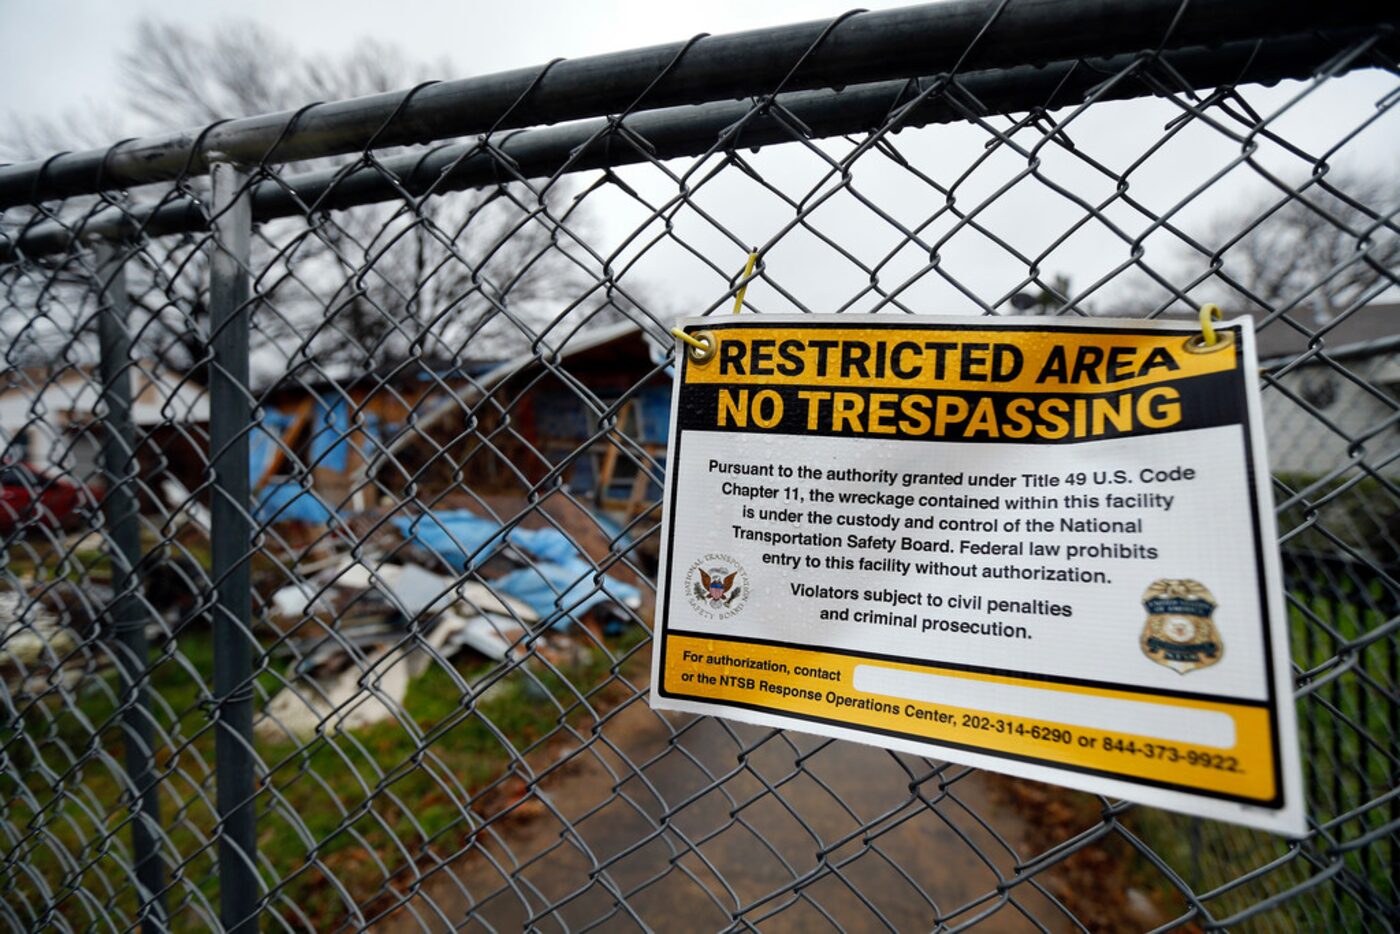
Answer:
1199, 303, 1222, 347
670, 251, 759, 362
671, 328, 710, 352
732, 249, 759, 314
1184, 303, 1232, 354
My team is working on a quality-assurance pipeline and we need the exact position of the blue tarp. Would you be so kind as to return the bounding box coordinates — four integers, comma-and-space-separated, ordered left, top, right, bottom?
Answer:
391, 510, 510, 570
392, 511, 642, 628
253, 397, 374, 482
309, 398, 351, 471
508, 526, 584, 565
255, 481, 336, 524
637, 384, 672, 443
249, 409, 296, 481
493, 558, 641, 630
359, 412, 381, 463
391, 512, 605, 571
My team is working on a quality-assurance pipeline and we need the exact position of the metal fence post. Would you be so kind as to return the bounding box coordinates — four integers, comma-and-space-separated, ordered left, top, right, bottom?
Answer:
95, 238, 168, 932
208, 158, 260, 933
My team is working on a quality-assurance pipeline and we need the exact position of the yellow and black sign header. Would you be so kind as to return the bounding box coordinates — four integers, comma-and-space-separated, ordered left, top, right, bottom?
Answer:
678, 321, 1243, 444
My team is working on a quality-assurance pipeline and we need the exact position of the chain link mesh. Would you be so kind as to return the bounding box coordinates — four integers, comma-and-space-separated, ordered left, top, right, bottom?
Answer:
2, 5, 1397, 931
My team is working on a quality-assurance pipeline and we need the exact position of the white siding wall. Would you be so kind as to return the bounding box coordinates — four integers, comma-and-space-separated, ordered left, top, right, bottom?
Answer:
1261, 353, 1400, 479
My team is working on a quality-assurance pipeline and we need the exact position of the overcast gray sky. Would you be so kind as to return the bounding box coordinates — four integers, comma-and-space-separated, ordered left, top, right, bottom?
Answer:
0, 0, 914, 122
3, 0, 1396, 323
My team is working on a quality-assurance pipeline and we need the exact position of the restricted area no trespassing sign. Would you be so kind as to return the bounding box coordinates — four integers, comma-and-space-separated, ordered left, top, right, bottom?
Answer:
648, 314, 1306, 836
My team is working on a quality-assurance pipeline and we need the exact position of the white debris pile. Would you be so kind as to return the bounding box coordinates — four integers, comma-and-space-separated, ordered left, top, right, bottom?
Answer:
0, 589, 73, 670
254, 540, 640, 743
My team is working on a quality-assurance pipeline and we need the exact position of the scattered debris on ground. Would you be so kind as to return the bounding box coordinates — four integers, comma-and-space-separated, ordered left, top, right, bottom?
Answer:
5, 501, 649, 745
254, 504, 646, 741
0, 590, 72, 669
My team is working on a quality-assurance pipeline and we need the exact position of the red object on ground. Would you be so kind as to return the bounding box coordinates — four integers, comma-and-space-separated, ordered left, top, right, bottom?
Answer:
0, 461, 96, 534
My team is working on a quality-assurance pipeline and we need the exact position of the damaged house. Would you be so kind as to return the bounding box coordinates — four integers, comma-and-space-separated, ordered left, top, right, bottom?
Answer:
249, 356, 499, 522
368, 321, 673, 520
250, 324, 669, 740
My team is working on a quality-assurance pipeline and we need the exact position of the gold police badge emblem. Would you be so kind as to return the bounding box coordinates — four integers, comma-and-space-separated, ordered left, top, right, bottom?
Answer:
1140, 579, 1222, 674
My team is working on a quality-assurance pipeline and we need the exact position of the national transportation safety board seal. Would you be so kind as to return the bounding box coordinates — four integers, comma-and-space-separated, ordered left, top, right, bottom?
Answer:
685, 553, 750, 620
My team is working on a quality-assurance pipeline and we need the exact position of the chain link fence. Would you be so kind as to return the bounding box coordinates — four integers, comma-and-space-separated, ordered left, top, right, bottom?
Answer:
2, 1, 1397, 930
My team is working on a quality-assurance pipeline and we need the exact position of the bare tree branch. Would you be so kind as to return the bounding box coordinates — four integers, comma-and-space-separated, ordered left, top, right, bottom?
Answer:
4, 17, 595, 382
1207, 170, 1400, 322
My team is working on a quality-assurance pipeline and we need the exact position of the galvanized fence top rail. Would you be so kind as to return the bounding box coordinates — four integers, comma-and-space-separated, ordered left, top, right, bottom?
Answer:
2, 1, 1398, 931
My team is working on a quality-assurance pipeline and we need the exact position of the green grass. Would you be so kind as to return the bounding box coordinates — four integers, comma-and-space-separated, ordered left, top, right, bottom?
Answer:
1, 622, 648, 929
1129, 579, 1397, 931
2, 529, 214, 593
2, 544, 110, 584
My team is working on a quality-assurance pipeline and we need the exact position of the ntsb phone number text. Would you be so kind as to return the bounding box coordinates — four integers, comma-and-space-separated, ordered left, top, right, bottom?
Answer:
958, 715, 1244, 772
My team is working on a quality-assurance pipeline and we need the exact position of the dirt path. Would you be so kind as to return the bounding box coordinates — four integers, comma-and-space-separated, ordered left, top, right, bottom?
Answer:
381, 697, 1075, 932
